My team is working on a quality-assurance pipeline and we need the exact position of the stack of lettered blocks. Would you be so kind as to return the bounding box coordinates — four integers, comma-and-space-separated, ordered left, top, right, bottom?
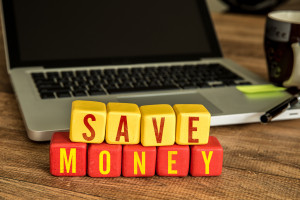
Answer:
50, 101, 223, 177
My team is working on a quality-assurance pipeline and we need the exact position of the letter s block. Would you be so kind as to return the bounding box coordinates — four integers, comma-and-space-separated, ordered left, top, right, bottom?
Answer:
88, 143, 122, 177
140, 104, 175, 146
156, 145, 190, 177
122, 144, 156, 177
50, 132, 87, 176
106, 103, 141, 144
173, 104, 210, 145
190, 136, 223, 176
69, 100, 106, 143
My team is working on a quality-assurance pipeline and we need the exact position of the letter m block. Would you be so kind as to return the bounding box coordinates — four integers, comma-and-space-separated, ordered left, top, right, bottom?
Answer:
50, 132, 87, 176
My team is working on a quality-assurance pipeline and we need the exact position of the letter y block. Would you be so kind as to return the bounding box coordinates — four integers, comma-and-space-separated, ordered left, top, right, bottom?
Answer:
50, 132, 87, 176
190, 136, 223, 176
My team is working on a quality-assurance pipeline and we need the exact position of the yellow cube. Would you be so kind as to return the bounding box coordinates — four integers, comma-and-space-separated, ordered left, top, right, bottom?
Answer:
106, 102, 141, 144
140, 104, 175, 146
173, 104, 210, 145
69, 100, 106, 143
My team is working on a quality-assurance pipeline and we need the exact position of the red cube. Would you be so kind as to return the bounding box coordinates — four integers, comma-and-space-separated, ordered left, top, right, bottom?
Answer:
122, 144, 156, 177
190, 136, 223, 176
50, 132, 87, 176
156, 145, 190, 177
88, 143, 122, 177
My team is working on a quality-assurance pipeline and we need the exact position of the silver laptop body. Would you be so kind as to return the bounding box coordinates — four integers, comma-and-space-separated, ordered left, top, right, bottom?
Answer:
2, 0, 300, 141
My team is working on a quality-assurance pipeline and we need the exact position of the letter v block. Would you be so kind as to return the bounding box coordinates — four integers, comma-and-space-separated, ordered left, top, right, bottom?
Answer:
122, 144, 156, 177
173, 104, 210, 145
156, 145, 190, 177
69, 100, 106, 143
106, 103, 141, 144
140, 104, 175, 146
88, 143, 122, 177
190, 136, 223, 176
50, 132, 87, 176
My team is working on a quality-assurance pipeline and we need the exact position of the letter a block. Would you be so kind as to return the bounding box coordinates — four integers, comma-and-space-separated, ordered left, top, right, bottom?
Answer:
106, 103, 141, 144
190, 136, 223, 176
69, 100, 106, 143
173, 104, 210, 145
122, 144, 156, 177
88, 143, 122, 177
156, 145, 190, 177
140, 104, 175, 146
50, 132, 87, 176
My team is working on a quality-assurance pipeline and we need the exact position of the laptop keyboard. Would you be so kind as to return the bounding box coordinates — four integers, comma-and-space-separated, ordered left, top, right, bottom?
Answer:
31, 63, 251, 99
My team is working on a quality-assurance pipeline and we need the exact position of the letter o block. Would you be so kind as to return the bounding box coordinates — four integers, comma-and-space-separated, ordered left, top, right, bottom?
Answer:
106, 103, 141, 144
50, 132, 87, 176
156, 145, 190, 177
140, 104, 175, 146
190, 136, 223, 176
122, 144, 156, 177
173, 104, 210, 145
69, 100, 106, 143
88, 143, 122, 177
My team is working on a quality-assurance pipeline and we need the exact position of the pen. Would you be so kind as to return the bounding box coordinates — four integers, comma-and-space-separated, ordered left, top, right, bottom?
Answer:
260, 95, 300, 123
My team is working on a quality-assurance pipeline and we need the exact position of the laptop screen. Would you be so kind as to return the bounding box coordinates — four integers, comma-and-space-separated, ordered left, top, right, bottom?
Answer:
2, 0, 221, 68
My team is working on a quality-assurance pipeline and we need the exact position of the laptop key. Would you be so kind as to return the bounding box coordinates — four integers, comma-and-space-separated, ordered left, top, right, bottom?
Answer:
89, 89, 106, 96
61, 71, 74, 78
72, 90, 87, 97
56, 91, 71, 98
40, 92, 55, 99
46, 72, 59, 78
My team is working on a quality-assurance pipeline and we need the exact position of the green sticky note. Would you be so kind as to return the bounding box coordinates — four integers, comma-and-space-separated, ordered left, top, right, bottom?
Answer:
236, 84, 286, 94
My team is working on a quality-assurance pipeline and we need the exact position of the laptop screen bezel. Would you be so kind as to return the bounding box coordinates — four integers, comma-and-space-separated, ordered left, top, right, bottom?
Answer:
2, 0, 222, 69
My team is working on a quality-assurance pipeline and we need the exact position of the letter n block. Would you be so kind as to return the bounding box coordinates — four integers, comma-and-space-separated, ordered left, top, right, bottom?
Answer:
140, 104, 175, 146
50, 132, 87, 176
156, 145, 190, 177
88, 143, 122, 177
69, 100, 106, 143
190, 136, 223, 176
106, 103, 140, 144
173, 104, 210, 145
122, 144, 156, 177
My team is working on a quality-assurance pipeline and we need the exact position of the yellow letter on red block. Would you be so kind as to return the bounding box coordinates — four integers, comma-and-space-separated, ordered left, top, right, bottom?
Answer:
173, 104, 210, 145
106, 103, 140, 144
140, 104, 175, 146
69, 100, 106, 143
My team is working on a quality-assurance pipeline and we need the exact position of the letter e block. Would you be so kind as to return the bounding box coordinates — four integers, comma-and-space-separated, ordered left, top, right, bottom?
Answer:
50, 132, 87, 176
140, 104, 175, 146
173, 104, 210, 145
88, 143, 122, 177
190, 136, 223, 176
106, 103, 140, 144
69, 100, 106, 143
122, 144, 156, 177
156, 145, 190, 177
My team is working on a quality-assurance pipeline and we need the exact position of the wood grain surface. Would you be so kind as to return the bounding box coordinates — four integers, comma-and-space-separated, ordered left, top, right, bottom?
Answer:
0, 13, 300, 199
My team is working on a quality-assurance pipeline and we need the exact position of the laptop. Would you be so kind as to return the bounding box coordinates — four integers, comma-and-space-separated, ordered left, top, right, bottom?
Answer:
1, 0, 300, 141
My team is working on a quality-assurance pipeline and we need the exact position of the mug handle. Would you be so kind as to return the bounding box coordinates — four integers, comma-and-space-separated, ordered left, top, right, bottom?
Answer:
283, 42, 300, 88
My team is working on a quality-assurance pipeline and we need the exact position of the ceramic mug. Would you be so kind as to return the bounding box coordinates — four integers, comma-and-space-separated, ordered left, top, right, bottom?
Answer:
264, 10, 300, 88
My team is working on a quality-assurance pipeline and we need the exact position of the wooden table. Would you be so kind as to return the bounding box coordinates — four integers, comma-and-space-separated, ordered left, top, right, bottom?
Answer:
0, 13, 299, 199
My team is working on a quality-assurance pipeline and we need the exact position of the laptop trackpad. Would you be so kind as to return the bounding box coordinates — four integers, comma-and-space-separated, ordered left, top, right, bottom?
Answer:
117, 93, 222, 115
